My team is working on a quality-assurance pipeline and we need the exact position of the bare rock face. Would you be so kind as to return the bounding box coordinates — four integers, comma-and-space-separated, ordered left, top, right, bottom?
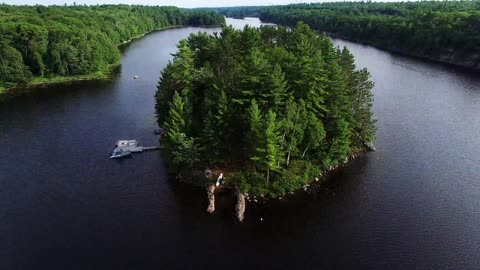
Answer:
235, 188, 246, 222
365, 141, 376, 152
206, 184, 215, 213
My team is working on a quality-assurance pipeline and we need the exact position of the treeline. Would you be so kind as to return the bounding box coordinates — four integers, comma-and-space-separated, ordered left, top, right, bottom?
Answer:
0, 5, 224, 87
214, 6, 263, 19
155, 24, 375, 196
218, 1, 480, 70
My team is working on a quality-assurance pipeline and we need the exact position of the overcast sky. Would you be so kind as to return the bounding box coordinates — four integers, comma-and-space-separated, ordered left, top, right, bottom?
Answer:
1, 0, 375, 8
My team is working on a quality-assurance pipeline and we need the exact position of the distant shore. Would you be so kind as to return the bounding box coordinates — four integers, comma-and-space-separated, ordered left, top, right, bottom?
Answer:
0, 64, 118, 101
0, 24, 222, 101
326, 32, 480, 72
245, 17, 480, 72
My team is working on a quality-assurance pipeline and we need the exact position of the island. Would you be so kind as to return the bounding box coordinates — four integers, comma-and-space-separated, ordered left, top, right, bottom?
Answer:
155, 23, 376, 219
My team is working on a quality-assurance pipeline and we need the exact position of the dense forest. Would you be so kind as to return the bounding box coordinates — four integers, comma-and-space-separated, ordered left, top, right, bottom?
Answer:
155, 23, 375, 196
0, 5, 224, 92
216, 1, 480, 70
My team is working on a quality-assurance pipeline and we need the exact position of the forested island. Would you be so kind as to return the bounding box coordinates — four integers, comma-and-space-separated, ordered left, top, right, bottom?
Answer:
216, 1, 480, 70
0, 5, 224, 94
155, 23, 375, 198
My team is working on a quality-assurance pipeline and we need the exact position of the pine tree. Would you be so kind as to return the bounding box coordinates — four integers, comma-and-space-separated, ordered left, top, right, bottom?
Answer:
246, 99, 263, 170
236, 47, 271, 108
163, 91, 199, 174
264, 64, 288, 114
164, 91, 187, 138
281, 97, 307, 166
326, 118, 351, 165
155, 41, 195, 127
323, 50, 352, 163
254, 110, 283, 185
339, 47, 356, 76
351, 68, 376, 147
201, 86, 230, 162
155, 64, 176, 126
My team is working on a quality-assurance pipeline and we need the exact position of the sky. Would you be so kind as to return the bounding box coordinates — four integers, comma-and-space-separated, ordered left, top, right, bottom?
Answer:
1, 0, 372, 8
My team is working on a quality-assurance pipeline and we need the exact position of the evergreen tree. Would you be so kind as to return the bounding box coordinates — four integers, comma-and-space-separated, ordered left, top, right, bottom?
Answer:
281, 97, 307, 166
163, 91, 198, 174
246, 99, 263, 170
264, 64, 288, 114
351, 68, 376, 147
237, 47, 270, 108
254, 110, 283, 185
326, 118, 351, 165
164, 91, 187, 140
201, 86, 229, 162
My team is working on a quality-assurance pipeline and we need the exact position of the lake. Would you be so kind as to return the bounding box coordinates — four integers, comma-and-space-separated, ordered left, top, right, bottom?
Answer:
1, 17, 479, 269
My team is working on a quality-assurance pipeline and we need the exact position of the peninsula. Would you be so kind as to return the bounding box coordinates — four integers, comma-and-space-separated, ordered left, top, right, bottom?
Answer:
0, 5, 224, 95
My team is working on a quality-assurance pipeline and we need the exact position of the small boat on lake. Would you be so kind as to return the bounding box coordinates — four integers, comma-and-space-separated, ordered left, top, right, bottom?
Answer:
110, 148, 131, 159
154, 128, 165, 135
110, 139, 160, 159
116, 140, 138, 147
133, 75, 139, 79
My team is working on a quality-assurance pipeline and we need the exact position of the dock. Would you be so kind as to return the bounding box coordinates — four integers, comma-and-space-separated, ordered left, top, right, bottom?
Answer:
118, 145, 161, 153
110, 140, 161, 158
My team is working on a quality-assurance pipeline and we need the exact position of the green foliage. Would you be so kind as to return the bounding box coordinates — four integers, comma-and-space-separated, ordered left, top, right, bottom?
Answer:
248, 109, 284, 184
273, 160, 322, 195
246, 99, 263, 168
163, 91, 199, 174
220, 1, 480, 65
155, 23, 376, 195
0, 4, 225, 88
0, 41, 31, 83
234, 170, 270, 196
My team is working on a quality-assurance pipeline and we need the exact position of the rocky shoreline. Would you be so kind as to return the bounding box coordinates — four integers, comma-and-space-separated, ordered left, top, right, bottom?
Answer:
203, 144, 375, 222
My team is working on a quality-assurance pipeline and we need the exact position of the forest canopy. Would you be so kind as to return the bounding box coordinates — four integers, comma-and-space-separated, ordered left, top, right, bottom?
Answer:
155, 23, 375, 196
216, 1, 480, 69
0, 5, 224, 89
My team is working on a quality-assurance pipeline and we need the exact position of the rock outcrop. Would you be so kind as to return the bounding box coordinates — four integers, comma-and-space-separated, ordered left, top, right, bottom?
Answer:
365, 141, 376, 152
206, 184, 215, 213
235, 188, 246, 222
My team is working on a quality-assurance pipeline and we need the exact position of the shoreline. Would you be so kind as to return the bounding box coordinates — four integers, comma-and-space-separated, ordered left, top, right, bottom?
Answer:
0, 65, 118, 101
243, 149, 370, 203
117, 25, 187, 47
250, 17, 480, 73
181, 148, 373, 201
325, 32, 480, 73
0, 24, 223, 100
196, 148, 372, 222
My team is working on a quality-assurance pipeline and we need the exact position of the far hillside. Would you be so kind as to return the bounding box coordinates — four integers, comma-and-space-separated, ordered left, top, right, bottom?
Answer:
214, 1, 480, 70
0, 5, 224, 93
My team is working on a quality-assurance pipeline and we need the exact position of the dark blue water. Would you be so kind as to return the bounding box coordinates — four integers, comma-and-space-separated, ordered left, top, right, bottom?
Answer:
1, 18, 480, 269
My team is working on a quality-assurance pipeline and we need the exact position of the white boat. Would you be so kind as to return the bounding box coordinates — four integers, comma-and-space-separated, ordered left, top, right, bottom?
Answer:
116, 140, 138, 147
110, 148, 131, 159
133, 75, 139, 79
